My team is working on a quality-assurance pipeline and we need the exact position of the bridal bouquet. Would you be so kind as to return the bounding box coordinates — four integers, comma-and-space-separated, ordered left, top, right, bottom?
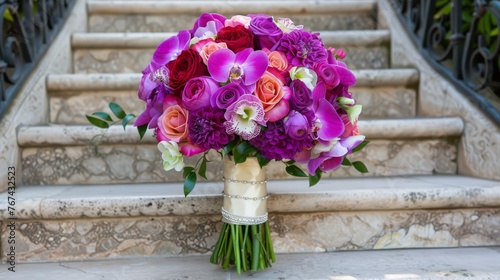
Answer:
87, 12, 367, 274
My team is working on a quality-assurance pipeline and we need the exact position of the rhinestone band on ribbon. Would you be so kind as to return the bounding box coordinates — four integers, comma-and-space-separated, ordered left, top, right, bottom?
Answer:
221, 207, 268, 225
221, 191, 270, 200
222, 176, 268, 185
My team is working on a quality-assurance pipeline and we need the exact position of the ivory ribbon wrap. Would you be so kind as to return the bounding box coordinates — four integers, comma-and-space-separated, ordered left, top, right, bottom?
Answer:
222, 156, 268, 225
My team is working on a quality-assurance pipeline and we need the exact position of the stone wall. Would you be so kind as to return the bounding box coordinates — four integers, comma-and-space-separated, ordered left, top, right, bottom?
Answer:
0, 1, 87, 192
378, 0, 500, 181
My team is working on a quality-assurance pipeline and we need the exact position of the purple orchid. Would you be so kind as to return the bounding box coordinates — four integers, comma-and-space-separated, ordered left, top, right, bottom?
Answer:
149, 30, 190, 71
207, 48, 268, 85
305, 135, 365, 174
312, 82, 345, 143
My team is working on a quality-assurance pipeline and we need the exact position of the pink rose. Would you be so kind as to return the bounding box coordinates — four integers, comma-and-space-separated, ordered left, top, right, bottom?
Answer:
267, 51, 288, 71
198, 41, 228, 65
157, 102, 189, 142
255, 72, 291, 121
225, 15, 252, 28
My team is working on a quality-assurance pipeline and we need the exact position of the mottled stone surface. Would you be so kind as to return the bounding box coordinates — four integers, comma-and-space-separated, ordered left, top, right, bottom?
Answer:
2, 175, 499, 220
72, 46, 387, 73
49, 86, 413, 124
88, 14, 376, 33
379, 0, 500, 180
21, 138, 457, 185
1, 208, 499, 262
2, 247, 500, 280
50, 90, 139, 124
0, 1, 87, 192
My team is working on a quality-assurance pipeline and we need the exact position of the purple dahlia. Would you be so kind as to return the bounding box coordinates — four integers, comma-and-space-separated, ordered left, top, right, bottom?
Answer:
188, 107, 234, 150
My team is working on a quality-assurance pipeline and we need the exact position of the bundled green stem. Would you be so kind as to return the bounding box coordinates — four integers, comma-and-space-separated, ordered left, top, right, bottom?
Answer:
210, 221, 275, 274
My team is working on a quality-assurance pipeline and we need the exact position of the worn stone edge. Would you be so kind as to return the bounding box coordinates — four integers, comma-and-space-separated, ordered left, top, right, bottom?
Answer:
0, 175, 499, 220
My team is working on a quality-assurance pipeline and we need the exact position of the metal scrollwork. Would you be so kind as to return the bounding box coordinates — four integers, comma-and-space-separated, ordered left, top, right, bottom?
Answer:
391, 0, 500, 125
462, 1, 500, 91
0, 0, 75, 120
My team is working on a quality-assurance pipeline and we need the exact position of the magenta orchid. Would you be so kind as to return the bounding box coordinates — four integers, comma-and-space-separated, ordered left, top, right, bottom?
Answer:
207, 48, 268, 85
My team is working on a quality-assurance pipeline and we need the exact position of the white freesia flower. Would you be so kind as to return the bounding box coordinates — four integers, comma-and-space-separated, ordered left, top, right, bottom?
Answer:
289, 66, 317, 90
157, 141, 184, 172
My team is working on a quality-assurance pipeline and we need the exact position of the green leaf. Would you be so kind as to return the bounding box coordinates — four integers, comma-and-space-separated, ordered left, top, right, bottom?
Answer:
183, 172, 197, 197
352, 140, 369, 153
109, 102, 126, 119
137, 124, 148, 140
308, 169, 322, 187
198, 157, 207, 180
92, 112, 113, 122
183, 166, 195, 179
121, 114, 136, 130
285, 165, 307, 177
257, 154, 271, 168
86, 115, 110, 129
352, 161, 369, 173
284, 160, 296, 165
223, 138, 239, 155
341, 157, 352, 166
233, 141, 257, 164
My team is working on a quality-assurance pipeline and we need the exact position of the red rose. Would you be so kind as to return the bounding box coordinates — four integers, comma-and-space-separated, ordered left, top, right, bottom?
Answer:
167, 49, 208, 95
215, 25, 254, 53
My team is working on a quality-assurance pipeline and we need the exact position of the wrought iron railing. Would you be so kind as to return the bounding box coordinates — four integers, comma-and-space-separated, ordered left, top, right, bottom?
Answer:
0, 0, 74, 120
390, 0, 500, 125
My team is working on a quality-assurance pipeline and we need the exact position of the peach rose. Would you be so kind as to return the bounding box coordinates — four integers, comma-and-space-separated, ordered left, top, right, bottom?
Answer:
157, 104, 188, 142
225, 15, 252, 28
268, 51, 288, 71
199, 41, 228, 65
255, 72, 291, 121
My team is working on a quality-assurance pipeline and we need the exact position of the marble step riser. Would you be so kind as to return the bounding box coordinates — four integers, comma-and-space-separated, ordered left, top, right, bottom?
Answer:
49, 86, 416, 124
73, 44, 388, 74
2, 207, 498, 262
20, 138, 457, 185
88, 12, 377, 33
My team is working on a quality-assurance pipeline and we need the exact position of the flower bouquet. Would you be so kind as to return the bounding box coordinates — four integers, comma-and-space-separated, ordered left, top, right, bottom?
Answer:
87, 13, 367, 274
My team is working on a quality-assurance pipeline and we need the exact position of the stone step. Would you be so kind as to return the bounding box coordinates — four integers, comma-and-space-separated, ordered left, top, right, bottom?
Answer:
87, 0, 378, 32
72, 30, 390, 73
2, 248, 500, 280
47, 69, 418, 124
14, 247, 500, 279
17, 117, 463, 185
1, 175, 499, 262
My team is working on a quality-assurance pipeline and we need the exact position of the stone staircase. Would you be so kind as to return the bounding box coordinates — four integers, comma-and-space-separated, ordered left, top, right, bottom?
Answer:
1, 0, 500, 278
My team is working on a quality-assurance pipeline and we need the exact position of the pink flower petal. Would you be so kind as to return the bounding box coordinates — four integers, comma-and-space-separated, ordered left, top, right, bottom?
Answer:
208, 48, 236, 83
307, 156, 326, 175
240, 50, 269, 85
264, 99, 290, 122
335, 66, 356, 86
340, 135, 365, 153
316, 98, 344, 141
234, 48, 253, 65
319, 156, 343, 172
180, 141, 207, 157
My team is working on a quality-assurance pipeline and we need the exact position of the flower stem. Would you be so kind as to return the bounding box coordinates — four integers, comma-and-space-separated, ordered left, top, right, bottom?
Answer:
231, 224, 241, 275
250, 225, 260, 271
